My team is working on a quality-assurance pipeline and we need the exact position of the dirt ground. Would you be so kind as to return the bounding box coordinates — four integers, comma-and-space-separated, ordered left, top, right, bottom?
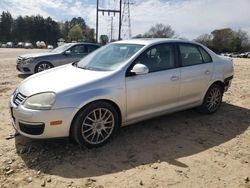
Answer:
0, 48, 249, 188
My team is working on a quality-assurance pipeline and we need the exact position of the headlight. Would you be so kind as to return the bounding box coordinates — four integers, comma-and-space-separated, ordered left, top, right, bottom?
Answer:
23, 92, 56, 110
22, 58, 34, 65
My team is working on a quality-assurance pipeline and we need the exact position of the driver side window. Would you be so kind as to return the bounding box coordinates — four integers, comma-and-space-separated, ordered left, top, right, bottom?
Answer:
136, 44, 175, 73
69, 45, 87, 54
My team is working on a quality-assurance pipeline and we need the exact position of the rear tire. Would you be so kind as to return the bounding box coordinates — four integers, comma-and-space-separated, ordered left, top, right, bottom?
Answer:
71, 101, 119, 148
198, 84, 223, 114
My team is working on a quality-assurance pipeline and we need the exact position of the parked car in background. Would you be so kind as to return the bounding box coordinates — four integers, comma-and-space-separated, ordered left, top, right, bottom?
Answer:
17, 42, 24, 48
1, 43, 7, 48
243, 52, 250, 58
47, 45, 54, 49
6, 42, 14, 48
239, 53, 245, 58
220, 53, 230, 57
16, 42, 100, 74
24, 43, 33, 49
10, 39, 234, 147
229, 53, 240, 58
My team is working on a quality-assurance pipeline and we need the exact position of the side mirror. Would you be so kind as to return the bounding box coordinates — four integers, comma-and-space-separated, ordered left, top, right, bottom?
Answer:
64, 50, 71, 55
130, 63, 149, 75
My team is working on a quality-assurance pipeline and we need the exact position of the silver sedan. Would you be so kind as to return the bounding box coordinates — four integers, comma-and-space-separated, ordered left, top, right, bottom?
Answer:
10, 39, 234, 147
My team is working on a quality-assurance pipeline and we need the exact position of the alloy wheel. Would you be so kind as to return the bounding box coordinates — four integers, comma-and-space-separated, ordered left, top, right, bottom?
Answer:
81, 108, 115, 145
206, 86, 222, 112
37, 63, 52, 72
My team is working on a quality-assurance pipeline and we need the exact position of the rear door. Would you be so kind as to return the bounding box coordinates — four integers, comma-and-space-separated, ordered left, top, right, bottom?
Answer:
178, 43, 213, 106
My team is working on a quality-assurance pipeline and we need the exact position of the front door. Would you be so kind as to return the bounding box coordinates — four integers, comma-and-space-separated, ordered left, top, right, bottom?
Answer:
125, 43, 181, 122
61, 44, 88, 65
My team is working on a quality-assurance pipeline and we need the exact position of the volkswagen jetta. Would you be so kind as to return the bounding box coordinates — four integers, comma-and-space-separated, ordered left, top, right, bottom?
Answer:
10, 39, 234, 147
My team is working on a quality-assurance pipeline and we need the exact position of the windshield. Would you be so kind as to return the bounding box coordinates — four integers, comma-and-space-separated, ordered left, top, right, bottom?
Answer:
77, 43, 144, 71
52, 43, 72, 53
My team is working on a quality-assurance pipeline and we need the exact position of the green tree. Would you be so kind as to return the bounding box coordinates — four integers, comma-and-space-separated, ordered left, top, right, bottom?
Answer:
211, 28, 235, 53
194, 34, 213, 48
70, 17, 86, 29
44, 17, 61, 45
234, 29, 250, 52
67, 25, 83, 41
0, 11, 13, 42
83, 26, 95, 42
145, 24, 175, 38
195, 28, 250, 53
12, 16, 26, 42
0, 11, 94, 46
60, 21, 70, 41
99, 35, 109, 45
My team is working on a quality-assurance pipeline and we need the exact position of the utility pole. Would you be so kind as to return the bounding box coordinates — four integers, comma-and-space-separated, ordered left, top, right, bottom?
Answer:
121, 0, 133, 39
96, 0, 99, 43
96, 0, 122, 42
110, 16, 113, 41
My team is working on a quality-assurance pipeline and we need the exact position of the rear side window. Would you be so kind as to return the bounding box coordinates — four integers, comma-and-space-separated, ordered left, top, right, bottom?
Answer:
70, 45, 87, 54
88, 45, 99, 53
179, 44, 203, 66
199, 47, 212, 63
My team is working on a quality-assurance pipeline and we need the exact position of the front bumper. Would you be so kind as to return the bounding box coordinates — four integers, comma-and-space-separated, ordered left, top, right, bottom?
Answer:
9, 95, 78, 139
16, 62, 33, 74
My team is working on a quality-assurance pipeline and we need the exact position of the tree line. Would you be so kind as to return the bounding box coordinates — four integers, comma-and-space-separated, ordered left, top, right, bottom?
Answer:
0, 11, 95, 46
1, 11, 249, 53
195, 28, 250, 53
134, 24, 250, 53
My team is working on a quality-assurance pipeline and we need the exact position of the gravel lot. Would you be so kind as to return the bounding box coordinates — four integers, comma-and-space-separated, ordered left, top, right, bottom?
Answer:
0, 48, 250, 188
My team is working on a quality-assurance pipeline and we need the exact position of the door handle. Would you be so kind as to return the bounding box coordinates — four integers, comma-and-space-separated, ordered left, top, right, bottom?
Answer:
170, 76, 179, 81
205, 70, 211, 75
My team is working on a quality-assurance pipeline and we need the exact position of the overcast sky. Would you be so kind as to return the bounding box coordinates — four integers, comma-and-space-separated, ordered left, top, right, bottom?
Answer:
0, 0, 249, 40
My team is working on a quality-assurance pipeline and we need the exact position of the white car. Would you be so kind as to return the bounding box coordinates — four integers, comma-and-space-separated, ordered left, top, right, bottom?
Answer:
10, 39, 234, 147
47, 45, 54, 49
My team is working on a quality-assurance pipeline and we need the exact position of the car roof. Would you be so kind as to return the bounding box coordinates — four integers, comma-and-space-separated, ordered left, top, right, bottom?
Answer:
69, 42, 100, 46
114, 38, 199, 46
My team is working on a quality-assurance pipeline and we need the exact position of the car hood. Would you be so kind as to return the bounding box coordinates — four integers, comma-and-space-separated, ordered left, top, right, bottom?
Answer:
18, 65, 112, 96
20, 52, 57, 58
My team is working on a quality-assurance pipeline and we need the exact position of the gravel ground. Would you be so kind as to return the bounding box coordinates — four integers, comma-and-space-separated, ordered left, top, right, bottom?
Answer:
0, 48, 249, 188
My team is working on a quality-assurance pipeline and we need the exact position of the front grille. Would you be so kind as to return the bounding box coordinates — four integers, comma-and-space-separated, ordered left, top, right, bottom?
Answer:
19, 122, 45, 135
13, 92, 27, 106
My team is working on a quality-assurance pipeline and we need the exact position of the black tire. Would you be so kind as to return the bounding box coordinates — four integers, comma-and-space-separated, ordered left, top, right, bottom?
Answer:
198, 84, 223, 114
35, 62, 53, 73
71, 101, 119, 148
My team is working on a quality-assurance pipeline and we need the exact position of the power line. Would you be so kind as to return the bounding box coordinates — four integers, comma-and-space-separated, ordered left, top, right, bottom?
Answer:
96, 0, 122, 42
121, 0, 133, 39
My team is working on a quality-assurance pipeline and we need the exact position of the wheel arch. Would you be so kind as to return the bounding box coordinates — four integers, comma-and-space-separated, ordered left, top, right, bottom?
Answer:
69, 99, 122, 137
200, 80, 225, 104
211, 80, 225, 91
34, 61, 54, 73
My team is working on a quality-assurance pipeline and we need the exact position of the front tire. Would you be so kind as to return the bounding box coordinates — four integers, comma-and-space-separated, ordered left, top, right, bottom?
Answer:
71, 101, 119, 148
35, 62, 53, 73
198, 84, 223, 114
